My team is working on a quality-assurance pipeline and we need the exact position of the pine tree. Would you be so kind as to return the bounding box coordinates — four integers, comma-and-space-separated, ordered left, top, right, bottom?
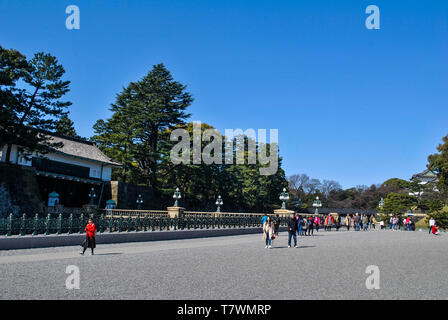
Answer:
92, 63, 192, 187
0, 47, 71, 161
55, 114, 78, 137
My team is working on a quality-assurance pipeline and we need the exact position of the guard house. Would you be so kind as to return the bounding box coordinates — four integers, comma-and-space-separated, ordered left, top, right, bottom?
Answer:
0, 131, 122, 207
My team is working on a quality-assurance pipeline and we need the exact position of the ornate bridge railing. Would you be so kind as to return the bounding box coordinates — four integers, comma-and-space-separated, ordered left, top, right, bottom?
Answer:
0, 212, 288, 236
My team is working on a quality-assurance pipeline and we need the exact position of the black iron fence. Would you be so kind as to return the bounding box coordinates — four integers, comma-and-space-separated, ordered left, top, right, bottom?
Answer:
0, 212, 290, 236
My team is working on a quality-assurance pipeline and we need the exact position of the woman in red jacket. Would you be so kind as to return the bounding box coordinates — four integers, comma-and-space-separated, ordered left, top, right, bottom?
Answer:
80, 218, 96, 255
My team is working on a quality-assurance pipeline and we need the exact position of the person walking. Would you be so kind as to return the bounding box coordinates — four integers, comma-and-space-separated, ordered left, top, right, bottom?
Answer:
429, 217, 435, 234
325, 214, 333, 231
263, 216, 275, 248
297, 215, 303, 236
273, 214, 281, 236
302, 215, 308, 236
389, 216, 394, 230
307, 216, 314, 236
287, 213, 298, 248
362, 214, 368, 231
314, 216, 321, 232
261, 214, 268, 225
370, 215, 376, 229
80, 218, 96, 255
345, 214, 351, 231
355, 213, 360, 231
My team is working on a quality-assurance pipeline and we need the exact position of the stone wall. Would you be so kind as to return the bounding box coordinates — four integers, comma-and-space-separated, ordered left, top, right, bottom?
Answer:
0, 162, 42, 216
107, 181, 160, 210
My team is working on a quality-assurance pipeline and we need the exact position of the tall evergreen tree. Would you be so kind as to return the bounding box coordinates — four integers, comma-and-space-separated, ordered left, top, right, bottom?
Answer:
92, 63, 192, 187
55, 113, 77, 137
428, 133, 448, 204
0, 47, 71, 161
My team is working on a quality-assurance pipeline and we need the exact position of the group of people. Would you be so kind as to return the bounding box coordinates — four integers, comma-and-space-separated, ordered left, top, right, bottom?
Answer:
261, 212, 372, 249
261, 211, 436, 249
388, 215, 416, 231
345, 213, 377, 231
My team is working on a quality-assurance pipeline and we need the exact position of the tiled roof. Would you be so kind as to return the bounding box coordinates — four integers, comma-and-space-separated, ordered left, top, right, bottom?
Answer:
41, 132, 122, 167
411, 169, 437, 180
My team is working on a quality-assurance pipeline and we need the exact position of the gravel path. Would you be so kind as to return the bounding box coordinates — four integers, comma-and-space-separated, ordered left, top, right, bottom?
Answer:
0, 229, 447, 299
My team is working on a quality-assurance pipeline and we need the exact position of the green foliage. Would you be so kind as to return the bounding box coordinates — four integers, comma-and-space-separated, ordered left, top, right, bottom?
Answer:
91, 63, 192, 187
55, 113, 77, 137
427, 134, 448, 200
157, 123, 287, 212
428, 207, 448, 229
382, 178, 411, 190
0, 46, 71, 160
92, 64, 287, 211
381, 193, 418, 215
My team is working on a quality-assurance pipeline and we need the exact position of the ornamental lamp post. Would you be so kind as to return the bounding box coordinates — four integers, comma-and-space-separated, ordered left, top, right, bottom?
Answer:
173, 188, 181, 207
88, 188, 96, 205
312, 196, 322, 215
279, 188, 289, 210
136, 194, 143, 210
215, 195, 223, 212
379, 197, 384, 210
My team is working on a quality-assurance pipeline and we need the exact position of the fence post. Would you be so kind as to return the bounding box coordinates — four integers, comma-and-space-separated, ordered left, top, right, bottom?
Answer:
45, 213, 51, 235
33, 213, 39, 235
79, 213, 84, 234
109, 215, 113, 233
20, 213, 26, 236
7, 213, 13, 236
143, 215, 148, 232
118, 213, 123, 232
99, 214, 104, 233
68, 213, 73, 234
135, 214, 140, 232
57, 213, 62, 235
127, 214, 132, 232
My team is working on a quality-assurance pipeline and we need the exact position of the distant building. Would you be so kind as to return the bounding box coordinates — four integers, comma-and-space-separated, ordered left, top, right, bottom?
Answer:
410, 169, 438, 185
409, 169, 438, 196
0, 132, 121, 207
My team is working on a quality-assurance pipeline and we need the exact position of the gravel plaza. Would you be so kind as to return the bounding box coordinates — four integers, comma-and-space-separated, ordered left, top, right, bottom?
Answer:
0, 229, 447, 300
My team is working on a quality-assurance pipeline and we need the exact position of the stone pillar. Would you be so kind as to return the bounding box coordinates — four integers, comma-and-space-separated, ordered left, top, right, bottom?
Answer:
167, 206, 185, 218
274, 208, 295, 219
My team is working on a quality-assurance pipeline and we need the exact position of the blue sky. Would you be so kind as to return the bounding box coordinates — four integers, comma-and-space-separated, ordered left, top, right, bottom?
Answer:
1, 0, 447, 188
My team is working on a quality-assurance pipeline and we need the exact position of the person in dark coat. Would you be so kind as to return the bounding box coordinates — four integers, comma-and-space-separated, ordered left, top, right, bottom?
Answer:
273, 214, 281, 236
80, 218, 96, 255
287, 213, 298, 248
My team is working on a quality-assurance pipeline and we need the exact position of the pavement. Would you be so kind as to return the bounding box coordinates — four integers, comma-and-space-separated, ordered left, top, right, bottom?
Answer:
0, 228, 447, 299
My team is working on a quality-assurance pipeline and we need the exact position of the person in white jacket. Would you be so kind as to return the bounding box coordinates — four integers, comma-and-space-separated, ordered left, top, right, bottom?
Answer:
263, 217, 275, 249
429, 218, 436, 234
